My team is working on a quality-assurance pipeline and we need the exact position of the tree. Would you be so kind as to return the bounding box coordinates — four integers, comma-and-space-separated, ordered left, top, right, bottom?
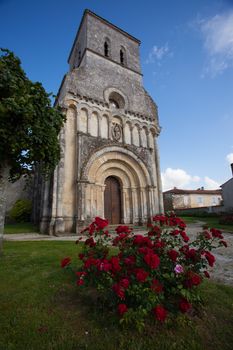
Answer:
0, 49, 65, 255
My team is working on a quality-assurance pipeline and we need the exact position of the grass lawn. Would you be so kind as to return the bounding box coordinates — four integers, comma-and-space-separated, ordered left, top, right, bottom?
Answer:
0, 242, 233, 350
4, 222, 39, 234
181, 216, 233, 232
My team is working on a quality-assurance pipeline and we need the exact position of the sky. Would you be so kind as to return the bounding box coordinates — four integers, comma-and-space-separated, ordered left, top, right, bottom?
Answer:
1, 0, 233, 191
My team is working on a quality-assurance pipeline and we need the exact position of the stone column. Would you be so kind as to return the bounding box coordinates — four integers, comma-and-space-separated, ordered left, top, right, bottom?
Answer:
148, 186, 154, 218
122, 123, 126, 144
131, 188, 139, 224
138, 127, 142, 147
54, 156, 65, 235
122, 188, 127, 223
146, 130, 150, 148
154, 136, 164, 213
130, 125, 134, 145
109, 117, 113, 139
87, 111, 91, 134
90, 184, 94, 219
139, 188, 145, 224
98, 116, 102, 138
101, 185, 105, 218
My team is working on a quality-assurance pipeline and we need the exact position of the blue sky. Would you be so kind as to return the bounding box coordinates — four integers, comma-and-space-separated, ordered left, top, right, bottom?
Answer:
1, 0, 233, 190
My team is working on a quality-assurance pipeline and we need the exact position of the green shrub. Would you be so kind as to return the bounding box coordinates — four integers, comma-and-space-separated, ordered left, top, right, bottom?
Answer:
61, 215, 227, 329
175, 210, 220, 218
9, 199, 32, 223
219, 214, 233, 225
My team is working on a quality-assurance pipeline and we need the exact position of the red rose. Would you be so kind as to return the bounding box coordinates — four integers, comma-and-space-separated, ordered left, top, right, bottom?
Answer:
220, 240, 227, 247
94, 217, 109, 230
210, 228, 223, 239
84, 257, 98, 269
133, 235, 153, 248
112, 284, 125, 299
117, 303, 128, 316
204, 270, 210, 278
153, 305, 167, 322
135, 269, 149, 282
97, 259, 112, 272
170, 229, 180, 236
78, 253, 85, 260
61, 257, 71, 268
180, 231, 189, 242
76, 271, 87, 278
144, 253, 160, 269
88, 222, 95, 235
119, 278, 130, 289
110, 256, 121, 272
133, 235, 144, 245
153, 215, 168, 225
124, 255, 136, 266
185, 248, 200, 262
203, 230, 211, 240
154, 240, 166, 249
77, 279, 84, 286
179, 244, 189, 254
179, 298, 192, 313
151, 279, 163, 293
115, 225, 131, 234
185, 272, 202, 288
138, 247, 153, 255
167, 249, 179, 262
205, 251, 215, 267
85, 237, 96, 247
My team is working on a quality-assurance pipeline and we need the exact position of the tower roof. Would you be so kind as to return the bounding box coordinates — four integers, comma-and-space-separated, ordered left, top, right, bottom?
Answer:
68, 9, 141, 63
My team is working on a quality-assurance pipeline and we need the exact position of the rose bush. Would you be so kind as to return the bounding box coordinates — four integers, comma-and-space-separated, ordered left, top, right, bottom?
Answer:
61, 214, 227, 329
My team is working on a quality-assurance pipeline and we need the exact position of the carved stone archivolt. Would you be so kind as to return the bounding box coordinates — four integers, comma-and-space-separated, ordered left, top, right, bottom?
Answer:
79, 133, 153, 181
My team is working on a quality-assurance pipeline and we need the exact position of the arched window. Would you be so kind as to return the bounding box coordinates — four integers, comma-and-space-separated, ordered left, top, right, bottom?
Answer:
104, 38, 111, 58
108, 91, 125, 109
109, 99, 119, 109
104, 41, 109, 57
120, 49, 124, 65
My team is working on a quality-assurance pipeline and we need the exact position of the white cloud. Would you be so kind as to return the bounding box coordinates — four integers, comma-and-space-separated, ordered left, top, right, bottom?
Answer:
161, 168, 200, 191
198, 10, 233, 77
146, 44, 171, 64
162, 168, 220, 191
204, 176, 220, 189
226, 152, 233, 164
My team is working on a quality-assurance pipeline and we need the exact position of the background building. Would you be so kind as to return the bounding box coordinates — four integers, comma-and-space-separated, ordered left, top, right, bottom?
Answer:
221, 164, 233, 212
163, 187, 222, 211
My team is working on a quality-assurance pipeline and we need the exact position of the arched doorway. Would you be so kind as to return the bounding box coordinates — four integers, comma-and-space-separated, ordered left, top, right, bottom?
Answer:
104, 176, 121, 224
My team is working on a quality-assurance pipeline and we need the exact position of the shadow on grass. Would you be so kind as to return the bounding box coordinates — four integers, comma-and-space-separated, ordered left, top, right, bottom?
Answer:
0, 241, 233, 350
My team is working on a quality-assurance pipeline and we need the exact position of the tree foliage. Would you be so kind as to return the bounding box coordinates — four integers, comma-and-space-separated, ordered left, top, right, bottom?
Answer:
0, 48, 65, 180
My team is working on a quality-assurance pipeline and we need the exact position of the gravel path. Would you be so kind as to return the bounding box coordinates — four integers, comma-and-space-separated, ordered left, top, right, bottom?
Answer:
4, 223, 233, 286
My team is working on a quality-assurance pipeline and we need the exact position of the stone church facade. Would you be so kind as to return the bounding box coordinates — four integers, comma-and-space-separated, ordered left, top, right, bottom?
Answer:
39, 10, 164, 234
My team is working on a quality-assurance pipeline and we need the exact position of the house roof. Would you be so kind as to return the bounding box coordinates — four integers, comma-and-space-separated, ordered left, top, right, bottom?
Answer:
221, 177, 233, 187
163, 188, 222, 195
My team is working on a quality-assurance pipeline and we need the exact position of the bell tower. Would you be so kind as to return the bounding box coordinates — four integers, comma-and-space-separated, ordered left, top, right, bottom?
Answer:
39, 10, 164, 234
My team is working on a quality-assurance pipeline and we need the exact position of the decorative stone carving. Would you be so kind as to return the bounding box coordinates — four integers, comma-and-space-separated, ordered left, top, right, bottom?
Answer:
111, 123, 122, 141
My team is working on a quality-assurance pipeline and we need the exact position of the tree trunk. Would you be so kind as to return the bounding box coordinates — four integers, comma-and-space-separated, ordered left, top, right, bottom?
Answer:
0, 163, 10, 256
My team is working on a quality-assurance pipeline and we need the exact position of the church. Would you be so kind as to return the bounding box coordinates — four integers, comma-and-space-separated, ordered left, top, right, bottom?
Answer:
39, 9, 164, 234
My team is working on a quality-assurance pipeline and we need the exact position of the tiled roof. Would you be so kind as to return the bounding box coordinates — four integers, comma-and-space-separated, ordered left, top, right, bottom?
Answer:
163, 188, 222, 195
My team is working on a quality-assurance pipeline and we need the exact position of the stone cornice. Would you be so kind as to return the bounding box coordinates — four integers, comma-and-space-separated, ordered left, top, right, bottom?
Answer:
66, 91, 159, 125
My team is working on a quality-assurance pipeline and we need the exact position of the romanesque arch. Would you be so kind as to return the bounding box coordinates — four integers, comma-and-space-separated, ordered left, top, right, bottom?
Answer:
79, 146, 158, 225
